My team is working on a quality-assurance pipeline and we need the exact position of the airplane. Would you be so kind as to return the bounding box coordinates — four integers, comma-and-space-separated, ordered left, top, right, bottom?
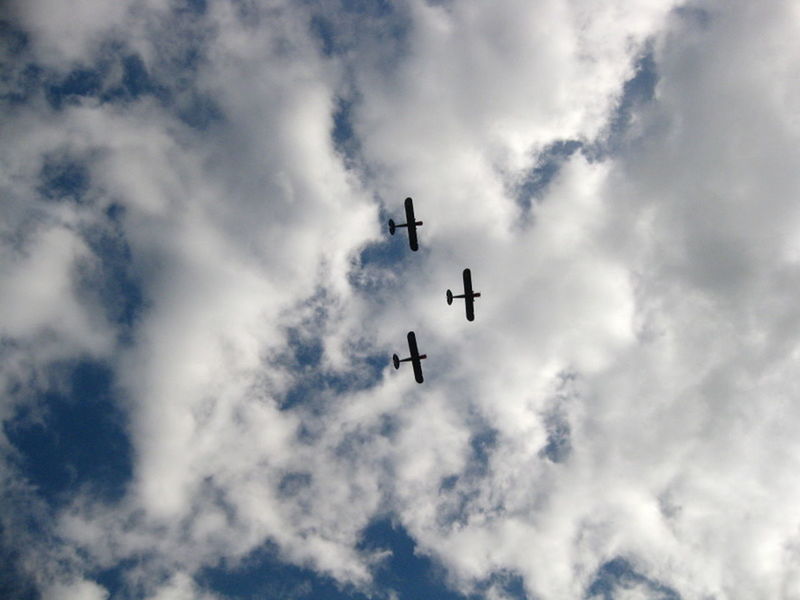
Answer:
446, 268, 481, 321
388, 197, 423, 251
392, 331, 427, 383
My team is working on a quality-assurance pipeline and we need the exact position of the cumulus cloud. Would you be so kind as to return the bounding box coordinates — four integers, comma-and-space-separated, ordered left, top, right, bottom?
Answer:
143, 572, 221, 600
2, 0, 800, 598
41, 579, 110, 600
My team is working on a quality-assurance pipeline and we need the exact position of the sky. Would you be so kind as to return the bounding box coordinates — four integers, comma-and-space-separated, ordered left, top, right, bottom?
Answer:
1, 0, 800, 598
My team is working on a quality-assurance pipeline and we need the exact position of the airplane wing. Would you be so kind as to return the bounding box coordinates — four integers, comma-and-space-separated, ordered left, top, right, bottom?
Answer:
404, 197, 415, 223
407, 331, 420, 359
465, 295, 475, 321
411, 357, 424, 383
462, 268, 473, 294
463, 269, 475, 321
407, 331, 424, 383
404, 197, 419, 251
408, 225, 419, 251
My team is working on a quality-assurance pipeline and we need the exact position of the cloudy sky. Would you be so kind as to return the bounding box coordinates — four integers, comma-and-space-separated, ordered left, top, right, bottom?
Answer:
2, 0, 800, 598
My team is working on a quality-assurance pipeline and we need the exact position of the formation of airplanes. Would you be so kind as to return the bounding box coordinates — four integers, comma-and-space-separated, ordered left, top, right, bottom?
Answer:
389, 197, 480, 384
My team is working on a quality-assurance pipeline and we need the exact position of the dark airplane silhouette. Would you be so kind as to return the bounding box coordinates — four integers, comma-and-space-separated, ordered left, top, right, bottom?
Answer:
447, 268, 481, 321
388, 197, 423, 251
393, 331, 427, 383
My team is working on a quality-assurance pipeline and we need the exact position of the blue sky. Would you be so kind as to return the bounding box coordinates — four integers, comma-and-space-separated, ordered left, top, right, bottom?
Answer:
2, 1, 800, 599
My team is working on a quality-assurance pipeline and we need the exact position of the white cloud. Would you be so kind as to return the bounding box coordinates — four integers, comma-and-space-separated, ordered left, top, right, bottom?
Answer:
5, 0, 134, 67
4, 0, 800, 598
144, 572, 220, 600
42, 579, 109, 600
